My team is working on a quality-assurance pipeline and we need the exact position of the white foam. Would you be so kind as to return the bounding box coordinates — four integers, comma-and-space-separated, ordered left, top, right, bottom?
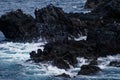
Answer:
0, 41, 47, 63
0, 31, 5, 41
74, 36, 87, 41
97, 54, 120, 69
0, 41, 74, 77
0, 39, 119, 77
20, 57, 90, 77
77, 57, 89, 67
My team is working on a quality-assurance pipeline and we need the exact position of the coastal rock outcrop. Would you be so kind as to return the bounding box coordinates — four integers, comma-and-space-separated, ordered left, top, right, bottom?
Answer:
35, 4, 82, 41
29, 24, 120, 68
30, 39, 111, 69
0, 0, 120, 42
0, 9, 38, 42
55, 73, 70, 78
29, 40, 99, 69
28, 0, 120, 71
0, 0, 119, 77
0, 5, 85, 42
78, 65, 101, 75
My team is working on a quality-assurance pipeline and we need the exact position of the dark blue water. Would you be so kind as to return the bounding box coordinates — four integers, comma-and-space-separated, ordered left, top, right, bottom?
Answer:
0, 0, 120, 80
0, 0, 89, 16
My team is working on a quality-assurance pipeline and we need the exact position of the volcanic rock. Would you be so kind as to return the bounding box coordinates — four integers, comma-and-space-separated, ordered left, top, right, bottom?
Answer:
78, 65, 101, 75
35, 4, 81, 41
55, 73, 70, 78
84, 0, 105, 9
0, 9, 38, 42
89, 59, 98, 65
92, 0, 120, 23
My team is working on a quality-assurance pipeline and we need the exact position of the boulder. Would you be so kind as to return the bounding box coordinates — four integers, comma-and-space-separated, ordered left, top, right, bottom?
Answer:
29, 49, 43, 63
78, 65, 101, 75
0, 9, 38, 42
30, 51, 37, 59
53, 58, 70, 69
55, 73, 70, 78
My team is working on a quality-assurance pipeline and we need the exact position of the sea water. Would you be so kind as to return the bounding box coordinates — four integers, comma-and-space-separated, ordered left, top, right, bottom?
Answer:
0, 0, 120, 80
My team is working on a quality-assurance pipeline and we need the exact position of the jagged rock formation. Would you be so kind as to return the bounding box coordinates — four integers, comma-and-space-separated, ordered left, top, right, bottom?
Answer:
35, 4, 82, 41
0, 9, 38, 42
0, 0, 120, 76
84, 0, 108, 9
78, 65, 101, 75
28, 0, 120, 74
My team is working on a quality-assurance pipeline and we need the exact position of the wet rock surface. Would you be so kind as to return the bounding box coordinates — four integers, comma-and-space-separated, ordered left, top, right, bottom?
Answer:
55, 73, 70, 78
35, 4, 82, 41
0, 9, 38, 42
28, 0, 120, 72
84, 0, 105, 9
78, 65, 101, 75
0, 0, 120, 77
29, 40, 92, 69
0, 4, 87, 42
0, 0, 120, 42
87, 24, 120, 56
29, 39, 119, 69
109, 61, 120, 67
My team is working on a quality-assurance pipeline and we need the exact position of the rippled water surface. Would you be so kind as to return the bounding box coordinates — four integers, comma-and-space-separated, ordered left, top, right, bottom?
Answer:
0, 0, 120, 80
0, 0, 88, 16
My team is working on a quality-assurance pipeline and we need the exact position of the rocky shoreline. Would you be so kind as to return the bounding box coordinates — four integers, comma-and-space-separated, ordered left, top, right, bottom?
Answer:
0, 0, 120, 77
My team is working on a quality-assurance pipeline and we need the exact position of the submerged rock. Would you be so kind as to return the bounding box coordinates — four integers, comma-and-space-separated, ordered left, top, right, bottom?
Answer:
78, 65, 101, 75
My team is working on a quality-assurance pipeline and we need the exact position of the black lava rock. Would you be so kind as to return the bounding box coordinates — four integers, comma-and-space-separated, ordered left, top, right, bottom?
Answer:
55, 73, 70, 78
0, 9, 38, 42
78, 65, 101, 75
35, 4, 81, 41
